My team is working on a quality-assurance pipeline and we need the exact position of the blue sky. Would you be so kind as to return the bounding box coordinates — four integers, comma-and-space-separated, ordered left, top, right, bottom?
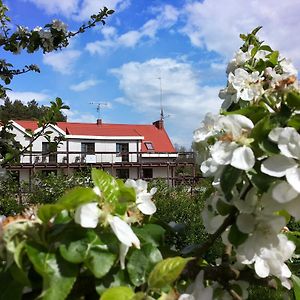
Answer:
3, 0, 300, 148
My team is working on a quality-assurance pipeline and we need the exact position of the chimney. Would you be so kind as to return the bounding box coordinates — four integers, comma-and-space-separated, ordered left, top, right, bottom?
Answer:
153, 119, 164, 130
96, 119, 102, 126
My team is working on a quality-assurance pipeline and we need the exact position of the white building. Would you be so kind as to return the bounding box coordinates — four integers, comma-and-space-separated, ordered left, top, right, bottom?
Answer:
4, 119, 194, 183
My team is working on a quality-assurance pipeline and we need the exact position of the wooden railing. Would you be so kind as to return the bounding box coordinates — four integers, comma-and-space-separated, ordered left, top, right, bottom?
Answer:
17, 151, 194, 165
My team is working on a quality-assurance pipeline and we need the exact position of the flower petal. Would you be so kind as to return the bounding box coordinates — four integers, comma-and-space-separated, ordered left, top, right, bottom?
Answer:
272, 181, 298, 203
74, 203, 101, 228
286, 167, 300, 193
211, 141, 237, 165
268, 127, 284, 143
236, 213, 255, 233
231, 146, 255, 170
119, 243, 129, 270
278, 127, 300, 159
255, 257, 270, 278
137, 196, 157, 215
261, 155, 297, 177
108, 216, 140, 249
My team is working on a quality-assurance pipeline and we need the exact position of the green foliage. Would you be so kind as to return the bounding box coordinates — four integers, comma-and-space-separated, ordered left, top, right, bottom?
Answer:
148, 257, 192, 289
0, 170, 170, 299
101, 286, 134, 300
0, 98, 67, 123
153, 179, 222, 262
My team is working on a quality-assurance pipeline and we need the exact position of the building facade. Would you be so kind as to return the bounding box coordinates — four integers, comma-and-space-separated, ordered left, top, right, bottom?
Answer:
4, 119, 195, 184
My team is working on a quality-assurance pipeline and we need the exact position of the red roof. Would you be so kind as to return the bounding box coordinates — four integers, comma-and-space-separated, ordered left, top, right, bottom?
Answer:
13, 120, 176, 153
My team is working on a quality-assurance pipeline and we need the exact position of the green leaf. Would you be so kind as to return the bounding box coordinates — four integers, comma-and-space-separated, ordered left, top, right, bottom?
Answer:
220, 165, 242, 201
288, 114, 300, 130
247, 166, 276, 193
228, 224, 248, 247
268, 50, 279, 66
0, 270, 23, 300
286, 92, 300, 109
259, 45, 273, 52
127, 245, 162, 286
26, 243, 78, 300
223, 106, 267, 124
216, 199, 234, 216
60, 238, 88, 263
101, 286, 134, 300
127, 249, 149, 286
292, 274, 300, 300
38, 187, 96, 222
250, 115, 277, 156
134, 224, 165, 246
92, 168, 120, 203
251, 26, 262, 36
84, 248, 116, 279
258, 139, 279, 155
148, 257, 193, 289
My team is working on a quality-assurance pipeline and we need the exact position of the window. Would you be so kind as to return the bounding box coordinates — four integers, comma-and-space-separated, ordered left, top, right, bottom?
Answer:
42, 142, 57, 163
116, 143, 129, 162
81, 143, 95, 154
142, 168, 153, 179
116, 169, 129, 179
144, 142, 154, 151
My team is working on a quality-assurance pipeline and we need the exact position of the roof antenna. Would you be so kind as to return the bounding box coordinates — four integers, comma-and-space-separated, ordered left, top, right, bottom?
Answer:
89, 102, 108, 120
157, 76, 164, 121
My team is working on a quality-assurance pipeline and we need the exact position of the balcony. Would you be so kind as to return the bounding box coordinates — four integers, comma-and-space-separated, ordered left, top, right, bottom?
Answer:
13, 150, 194, 168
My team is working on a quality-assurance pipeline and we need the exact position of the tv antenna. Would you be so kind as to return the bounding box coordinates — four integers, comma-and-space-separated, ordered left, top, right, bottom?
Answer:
157, 76, 164, 121
89, 102, 108, 119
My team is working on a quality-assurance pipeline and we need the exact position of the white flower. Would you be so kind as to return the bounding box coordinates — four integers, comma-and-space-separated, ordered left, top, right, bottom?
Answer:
254, 234, 295, 289
178, 271, 213, 300
228, 68, 264, 101
51, 19, 67, 32
125, 179, 157, 215
193, 113, 220, 142
33, 26, 43, 32
235, 211, 294, 288
206, 114, 255, 171
265, 67, 286, 88
226, 49, 251, 74
107, 215, 140, 249
219, 84, 238, 110
74, 202, 101, 228
261, 127, 300, 193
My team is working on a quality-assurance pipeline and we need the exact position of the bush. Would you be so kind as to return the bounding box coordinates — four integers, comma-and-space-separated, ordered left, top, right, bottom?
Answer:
152, 179, 223, 262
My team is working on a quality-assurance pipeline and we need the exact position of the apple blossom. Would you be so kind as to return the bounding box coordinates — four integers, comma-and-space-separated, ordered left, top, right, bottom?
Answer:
74, 202, 101, 228
261, 127, 300, 193
193, 113, 220, 142
125, 179, 157, 215
228, 68, 264, 101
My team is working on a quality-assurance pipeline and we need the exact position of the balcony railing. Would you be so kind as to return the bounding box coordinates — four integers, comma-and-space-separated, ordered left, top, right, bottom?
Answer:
16, 151, 194, 165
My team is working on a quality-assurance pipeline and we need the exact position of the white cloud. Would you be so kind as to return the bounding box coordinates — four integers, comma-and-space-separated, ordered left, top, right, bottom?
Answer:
85, 4, 179, 55
73, 0, 131, 21
64, 109, 97, 123
181, 0, 300, 68
6, 91, 51, 103
43, 49, 81, 74
22, 0, 79, 17
70, 79, 101, 92
23, 0, 130, 21
111, 58, 222, 146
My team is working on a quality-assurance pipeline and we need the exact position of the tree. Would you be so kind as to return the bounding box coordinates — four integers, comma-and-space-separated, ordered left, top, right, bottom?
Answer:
0, 98, 67, 122
0, 1, 114, 166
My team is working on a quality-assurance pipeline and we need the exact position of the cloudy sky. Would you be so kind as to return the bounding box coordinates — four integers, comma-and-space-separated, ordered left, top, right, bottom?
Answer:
3, 0, 300, 147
